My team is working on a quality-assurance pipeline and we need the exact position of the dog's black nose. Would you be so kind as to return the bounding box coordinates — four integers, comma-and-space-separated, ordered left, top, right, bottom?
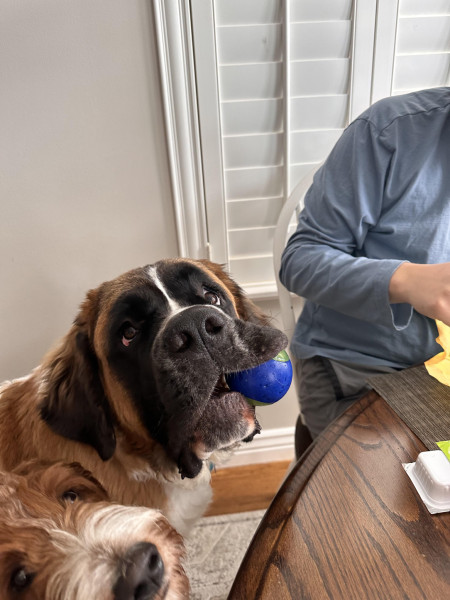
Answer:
166, 306, 227, 355
113, 542, 164, 600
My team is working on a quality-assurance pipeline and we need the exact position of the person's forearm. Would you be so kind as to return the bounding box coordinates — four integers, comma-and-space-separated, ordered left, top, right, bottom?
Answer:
280, 241, 403, 326
389, 262, 450, 326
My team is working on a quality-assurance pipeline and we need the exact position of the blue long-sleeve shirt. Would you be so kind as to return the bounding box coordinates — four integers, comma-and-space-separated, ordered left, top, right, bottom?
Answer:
280, 87, 450, 368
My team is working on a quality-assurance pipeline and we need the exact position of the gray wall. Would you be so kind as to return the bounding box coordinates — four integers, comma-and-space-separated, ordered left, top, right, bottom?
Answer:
0, 0, 178, 377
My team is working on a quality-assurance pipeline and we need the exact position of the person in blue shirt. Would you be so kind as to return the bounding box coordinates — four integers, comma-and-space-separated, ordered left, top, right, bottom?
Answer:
280, 86, 450, 440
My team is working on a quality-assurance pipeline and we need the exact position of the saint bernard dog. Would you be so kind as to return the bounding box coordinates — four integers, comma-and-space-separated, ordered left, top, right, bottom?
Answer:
0, 259, 287, 535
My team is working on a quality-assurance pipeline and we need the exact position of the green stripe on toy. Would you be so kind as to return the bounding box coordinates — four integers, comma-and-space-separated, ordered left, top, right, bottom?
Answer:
272, 349, 290, 362
225, 350, 293, 406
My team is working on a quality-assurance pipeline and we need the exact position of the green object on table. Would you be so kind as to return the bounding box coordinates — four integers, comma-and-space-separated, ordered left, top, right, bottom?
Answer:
436, 440, 450, 461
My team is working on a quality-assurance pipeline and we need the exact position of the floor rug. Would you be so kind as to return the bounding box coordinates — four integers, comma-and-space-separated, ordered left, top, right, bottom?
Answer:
184, 509, 265, 599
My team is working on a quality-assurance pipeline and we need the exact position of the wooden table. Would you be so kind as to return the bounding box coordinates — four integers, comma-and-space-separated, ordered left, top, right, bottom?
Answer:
229, 391, 450, 599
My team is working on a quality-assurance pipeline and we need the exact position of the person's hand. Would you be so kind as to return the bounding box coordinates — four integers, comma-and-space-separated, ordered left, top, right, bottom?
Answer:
389, 262, 450, 326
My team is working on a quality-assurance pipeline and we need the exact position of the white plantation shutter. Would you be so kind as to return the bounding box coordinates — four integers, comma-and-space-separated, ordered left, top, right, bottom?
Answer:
373, 0, 450, 100
394, 0, 450, 93
155, 0, 450, 298
191, 0, 358, 296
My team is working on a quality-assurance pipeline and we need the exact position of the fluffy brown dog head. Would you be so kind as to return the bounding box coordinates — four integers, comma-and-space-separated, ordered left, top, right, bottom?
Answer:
0, 461, 188, 599
39, 259, 288, 478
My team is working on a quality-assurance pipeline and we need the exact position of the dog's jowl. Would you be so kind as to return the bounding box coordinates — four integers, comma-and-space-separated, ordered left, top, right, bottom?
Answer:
0, 259, 287, 535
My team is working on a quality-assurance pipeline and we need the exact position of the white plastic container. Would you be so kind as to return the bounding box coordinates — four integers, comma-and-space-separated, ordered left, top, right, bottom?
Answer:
403, 450, 450, 514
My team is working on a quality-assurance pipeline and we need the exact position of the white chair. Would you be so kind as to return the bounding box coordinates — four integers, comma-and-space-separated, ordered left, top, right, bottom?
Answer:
272, 163, 322, 457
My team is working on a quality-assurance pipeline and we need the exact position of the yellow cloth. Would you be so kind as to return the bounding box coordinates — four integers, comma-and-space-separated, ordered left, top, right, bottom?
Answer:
425, 320, 450, 386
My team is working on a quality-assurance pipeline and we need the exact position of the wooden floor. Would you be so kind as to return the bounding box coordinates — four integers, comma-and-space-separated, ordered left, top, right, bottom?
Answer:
205, 460, 291, 516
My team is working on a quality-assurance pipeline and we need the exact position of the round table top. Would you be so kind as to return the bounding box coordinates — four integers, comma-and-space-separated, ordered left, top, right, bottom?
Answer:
229, 391, 450, 600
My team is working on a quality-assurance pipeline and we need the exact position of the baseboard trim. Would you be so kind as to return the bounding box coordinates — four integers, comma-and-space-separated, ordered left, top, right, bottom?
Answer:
218, 426, 295, 468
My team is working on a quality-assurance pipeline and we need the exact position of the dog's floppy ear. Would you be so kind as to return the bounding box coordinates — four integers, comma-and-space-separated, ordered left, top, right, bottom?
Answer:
233, 289, 271, 325
198, 259, 271, 325
39, 290, 116, 461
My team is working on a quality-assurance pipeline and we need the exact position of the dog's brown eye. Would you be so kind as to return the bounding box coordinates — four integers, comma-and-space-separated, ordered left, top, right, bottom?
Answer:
11, 567, 34, 591
62, 490, 79, 503
203, 289, 221, 306
122, 325, 138, 346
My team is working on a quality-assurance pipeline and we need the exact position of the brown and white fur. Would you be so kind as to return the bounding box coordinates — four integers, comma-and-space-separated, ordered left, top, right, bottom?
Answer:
0, 259, 287, 535
0, 461, 188, 599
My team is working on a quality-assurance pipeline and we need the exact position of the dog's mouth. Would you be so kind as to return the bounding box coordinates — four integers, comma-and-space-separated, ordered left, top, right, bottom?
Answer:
208, 374, 262, 444
207, 373, 255, 423
209, 373, 233, 401
173, 372, 261, 479
154, 312, 288, 479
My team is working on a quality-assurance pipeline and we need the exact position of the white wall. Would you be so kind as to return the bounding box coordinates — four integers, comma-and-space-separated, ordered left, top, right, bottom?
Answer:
0, 0, 178, 379
0, 0, 299, 439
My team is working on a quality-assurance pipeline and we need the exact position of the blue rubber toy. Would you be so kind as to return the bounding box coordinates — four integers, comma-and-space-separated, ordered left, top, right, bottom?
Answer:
225, 350, 293, 406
